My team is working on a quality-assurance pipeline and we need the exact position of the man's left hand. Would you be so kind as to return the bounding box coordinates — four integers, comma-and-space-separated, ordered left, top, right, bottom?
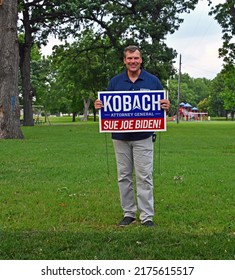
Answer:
161, 99, 170, 112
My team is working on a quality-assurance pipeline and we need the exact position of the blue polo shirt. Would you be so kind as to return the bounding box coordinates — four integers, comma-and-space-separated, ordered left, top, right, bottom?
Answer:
107, 69, 163, 141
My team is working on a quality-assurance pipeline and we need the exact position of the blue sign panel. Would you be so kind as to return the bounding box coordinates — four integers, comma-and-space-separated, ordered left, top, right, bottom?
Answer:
98, 90, 166, 132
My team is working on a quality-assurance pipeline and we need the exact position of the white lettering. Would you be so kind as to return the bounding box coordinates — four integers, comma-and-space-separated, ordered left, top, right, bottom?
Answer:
123, 95, 132, 111
120, 120, 134, 129
132, 95, 141, 110
103, 120, 119, 130
112, 96, 122, 112
135, 119, 161, 129
103, 95, 112, 111
142, 95, 151, 111
103, 93, 162, 112
152, 94, 161, 111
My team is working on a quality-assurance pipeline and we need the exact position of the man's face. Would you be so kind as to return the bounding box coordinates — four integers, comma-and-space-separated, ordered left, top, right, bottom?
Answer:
123, 50, 142, 74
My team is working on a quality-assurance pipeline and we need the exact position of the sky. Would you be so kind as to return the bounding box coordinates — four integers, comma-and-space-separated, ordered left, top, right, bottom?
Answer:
41, 0, 225, 80
166, 0, 225, 79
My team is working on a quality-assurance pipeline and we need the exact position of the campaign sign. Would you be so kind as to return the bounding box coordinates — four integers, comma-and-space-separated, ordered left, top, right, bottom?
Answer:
98, 90, 166, 133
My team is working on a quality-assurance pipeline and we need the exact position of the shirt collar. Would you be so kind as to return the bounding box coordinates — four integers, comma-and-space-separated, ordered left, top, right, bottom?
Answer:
124, 68, 145, 82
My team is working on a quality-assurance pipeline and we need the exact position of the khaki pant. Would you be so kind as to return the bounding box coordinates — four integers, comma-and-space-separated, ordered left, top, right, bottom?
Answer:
113, 136, 154, 223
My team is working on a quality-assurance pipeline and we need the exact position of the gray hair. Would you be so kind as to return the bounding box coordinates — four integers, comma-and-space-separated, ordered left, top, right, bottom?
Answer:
123, 45, 142, 58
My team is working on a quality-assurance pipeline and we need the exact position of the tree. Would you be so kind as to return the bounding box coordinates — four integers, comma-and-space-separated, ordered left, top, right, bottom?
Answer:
0, 0, 24, 139
191, 78, 211, 104
219, 66, 235, 120
197, 98, 210, 113
49, 31, 121, 121
18, 0, 75, 126
72, 0, 199, 81
18, 0, 199, 125
209, 0, 235, 64
168, 73, 211, 116
208, 73, 225, 117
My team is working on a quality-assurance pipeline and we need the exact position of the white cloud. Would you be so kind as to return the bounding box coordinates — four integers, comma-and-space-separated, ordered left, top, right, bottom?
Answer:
166, 0, 225, 79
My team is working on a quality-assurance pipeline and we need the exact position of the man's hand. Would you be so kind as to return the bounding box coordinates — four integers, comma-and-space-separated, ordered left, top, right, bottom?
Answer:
160, 99, 170, 113
94, 99, 103, 110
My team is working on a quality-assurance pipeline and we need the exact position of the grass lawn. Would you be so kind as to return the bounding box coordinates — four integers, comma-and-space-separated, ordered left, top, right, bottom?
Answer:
0, 119, 235, 260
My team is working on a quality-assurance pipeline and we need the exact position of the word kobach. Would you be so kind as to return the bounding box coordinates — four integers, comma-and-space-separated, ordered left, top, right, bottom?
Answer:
102, 94, 162, 112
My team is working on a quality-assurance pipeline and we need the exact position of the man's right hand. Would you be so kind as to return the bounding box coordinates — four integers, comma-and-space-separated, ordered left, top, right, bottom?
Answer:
94, 99, 103, 110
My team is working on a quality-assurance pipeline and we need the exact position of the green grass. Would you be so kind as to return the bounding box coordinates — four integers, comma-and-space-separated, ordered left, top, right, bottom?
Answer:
0, 120, 235, 259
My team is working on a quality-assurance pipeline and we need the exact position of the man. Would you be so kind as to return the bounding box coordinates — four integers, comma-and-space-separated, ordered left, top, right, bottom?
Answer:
95, 45, 170, 227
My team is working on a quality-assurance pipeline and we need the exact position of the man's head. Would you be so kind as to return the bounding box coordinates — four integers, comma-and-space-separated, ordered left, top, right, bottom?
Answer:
123, 45, 142, 75
123, 45, 142, 58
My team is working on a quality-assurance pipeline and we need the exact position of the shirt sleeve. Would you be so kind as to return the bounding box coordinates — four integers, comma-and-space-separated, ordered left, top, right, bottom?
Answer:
107, 80, 114, 91
155, 77, 163, 90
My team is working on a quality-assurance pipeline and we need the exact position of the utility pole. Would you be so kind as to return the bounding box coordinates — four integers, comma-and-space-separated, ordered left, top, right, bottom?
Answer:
177, 54, 182, 124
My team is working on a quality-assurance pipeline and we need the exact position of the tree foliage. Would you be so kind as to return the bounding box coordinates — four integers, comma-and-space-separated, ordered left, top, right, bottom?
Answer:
208, 73, 226, 117
209, 65, 235, 119
220, 66, 235, 115
168, 73, 210, 116
18, 0, 84, 125
209, 0, 235, 65
48, 30, 122, 121
17, 0, 199, 124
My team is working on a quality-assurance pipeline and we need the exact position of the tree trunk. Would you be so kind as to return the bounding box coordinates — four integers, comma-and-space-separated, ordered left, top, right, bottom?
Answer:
72, 112, 76, 122
81, 99, 91, 121
19, 6, 34, 126
19, 43, 34, 126
0, 0, 24, 139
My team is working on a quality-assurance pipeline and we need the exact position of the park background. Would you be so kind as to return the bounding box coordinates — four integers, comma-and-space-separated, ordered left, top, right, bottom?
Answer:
0, 0, 235, 260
